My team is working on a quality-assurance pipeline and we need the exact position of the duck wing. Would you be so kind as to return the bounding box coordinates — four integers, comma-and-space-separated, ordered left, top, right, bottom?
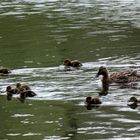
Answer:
109, 72, 128, 83
109, 69, 138, 83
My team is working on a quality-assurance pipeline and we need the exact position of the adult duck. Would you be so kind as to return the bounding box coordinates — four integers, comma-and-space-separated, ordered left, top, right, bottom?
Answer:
96, 66, 140, 84
63, 59, 82, 68
96, 66, 140, 92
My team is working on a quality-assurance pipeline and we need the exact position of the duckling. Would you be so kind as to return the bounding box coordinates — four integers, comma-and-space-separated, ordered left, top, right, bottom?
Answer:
63, 59, 82, 68
128, 96, 140, 104
96, 66, 140, 84
6, 86, 13, 100
0, 68, 10, 75
6, 86, 19, 94
16, 83, 31, 92
86, 96, 102, 104
18, 88, 36, 103
127, 96, 140, 109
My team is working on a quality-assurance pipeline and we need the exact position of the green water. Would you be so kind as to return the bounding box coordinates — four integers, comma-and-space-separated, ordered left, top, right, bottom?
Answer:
0, 0, 140, 139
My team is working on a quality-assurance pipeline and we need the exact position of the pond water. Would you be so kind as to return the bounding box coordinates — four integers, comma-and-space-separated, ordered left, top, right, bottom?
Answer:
0, 0, 140, 139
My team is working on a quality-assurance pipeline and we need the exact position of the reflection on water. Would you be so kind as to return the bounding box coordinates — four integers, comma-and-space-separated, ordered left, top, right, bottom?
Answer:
0, 0, 140, 139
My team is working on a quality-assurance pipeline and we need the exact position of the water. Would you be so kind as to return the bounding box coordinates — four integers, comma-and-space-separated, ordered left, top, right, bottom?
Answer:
0, 0, 140, 139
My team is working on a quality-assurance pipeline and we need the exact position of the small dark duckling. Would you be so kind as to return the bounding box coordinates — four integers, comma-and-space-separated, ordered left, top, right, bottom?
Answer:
18, 88, 36, 103
86, 96, 102, 104
0, 68, 11, 75
6, 86, 13, 100
85, 96, 102, 110
6, 86, 19, 94
128, 96, 140, 104
63, 59, 82, 68
128, 96, 140, 109
6, 85, 21, 101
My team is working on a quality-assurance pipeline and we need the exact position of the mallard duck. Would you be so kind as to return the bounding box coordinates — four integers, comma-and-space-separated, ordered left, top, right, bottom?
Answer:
96, 66, 140, 84
63, 59, 82, 68
86, 96, 102, 104
0, 68, 10, 75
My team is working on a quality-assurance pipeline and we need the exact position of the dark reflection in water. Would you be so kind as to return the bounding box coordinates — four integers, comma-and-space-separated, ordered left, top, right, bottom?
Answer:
0, 0, 140, 139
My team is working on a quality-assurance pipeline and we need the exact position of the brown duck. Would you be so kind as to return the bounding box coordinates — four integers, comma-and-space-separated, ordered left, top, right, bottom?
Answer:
63, 59, 82, 68
96, 66, 140, 84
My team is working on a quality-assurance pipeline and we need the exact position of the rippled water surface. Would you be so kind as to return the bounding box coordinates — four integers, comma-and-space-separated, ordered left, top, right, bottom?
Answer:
0, 0, 140, 139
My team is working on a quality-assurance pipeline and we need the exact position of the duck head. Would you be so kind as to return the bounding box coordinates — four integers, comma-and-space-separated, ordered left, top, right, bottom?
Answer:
96, 66, 108, 77
16, 83, 21, 88
86, 96, 92, 103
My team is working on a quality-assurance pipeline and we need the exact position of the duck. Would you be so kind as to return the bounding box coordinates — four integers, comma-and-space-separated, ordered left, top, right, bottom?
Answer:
63, 59, 82, 68
127, 96, 140, 109
0, 68, 10, 75
17, 87, 36, 103
96, 66, 140, 84
6, 86, 20, 100
128, 96, 140, 104
21, 90, 36, 98
16, 83, 31, 92
6, 86, 14, 100
85, 96, 102, 104
6, 86, 19, 94
85, 96, 102, 110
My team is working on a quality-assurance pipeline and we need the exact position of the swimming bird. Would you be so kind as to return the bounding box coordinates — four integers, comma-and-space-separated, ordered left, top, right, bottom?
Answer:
86, 96, 102, 105
0, 68, 10, 75
127, 96, 140, 109
6, 86, 19, 94
96, 66, 140, 84
6, 86, 20, 100
6, 86, 14, 100
63, 59, 82, 68
18, 88, 36, 103
128, 96, 140, 104
85, 96, 102, 110
16, 83, 31, 92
